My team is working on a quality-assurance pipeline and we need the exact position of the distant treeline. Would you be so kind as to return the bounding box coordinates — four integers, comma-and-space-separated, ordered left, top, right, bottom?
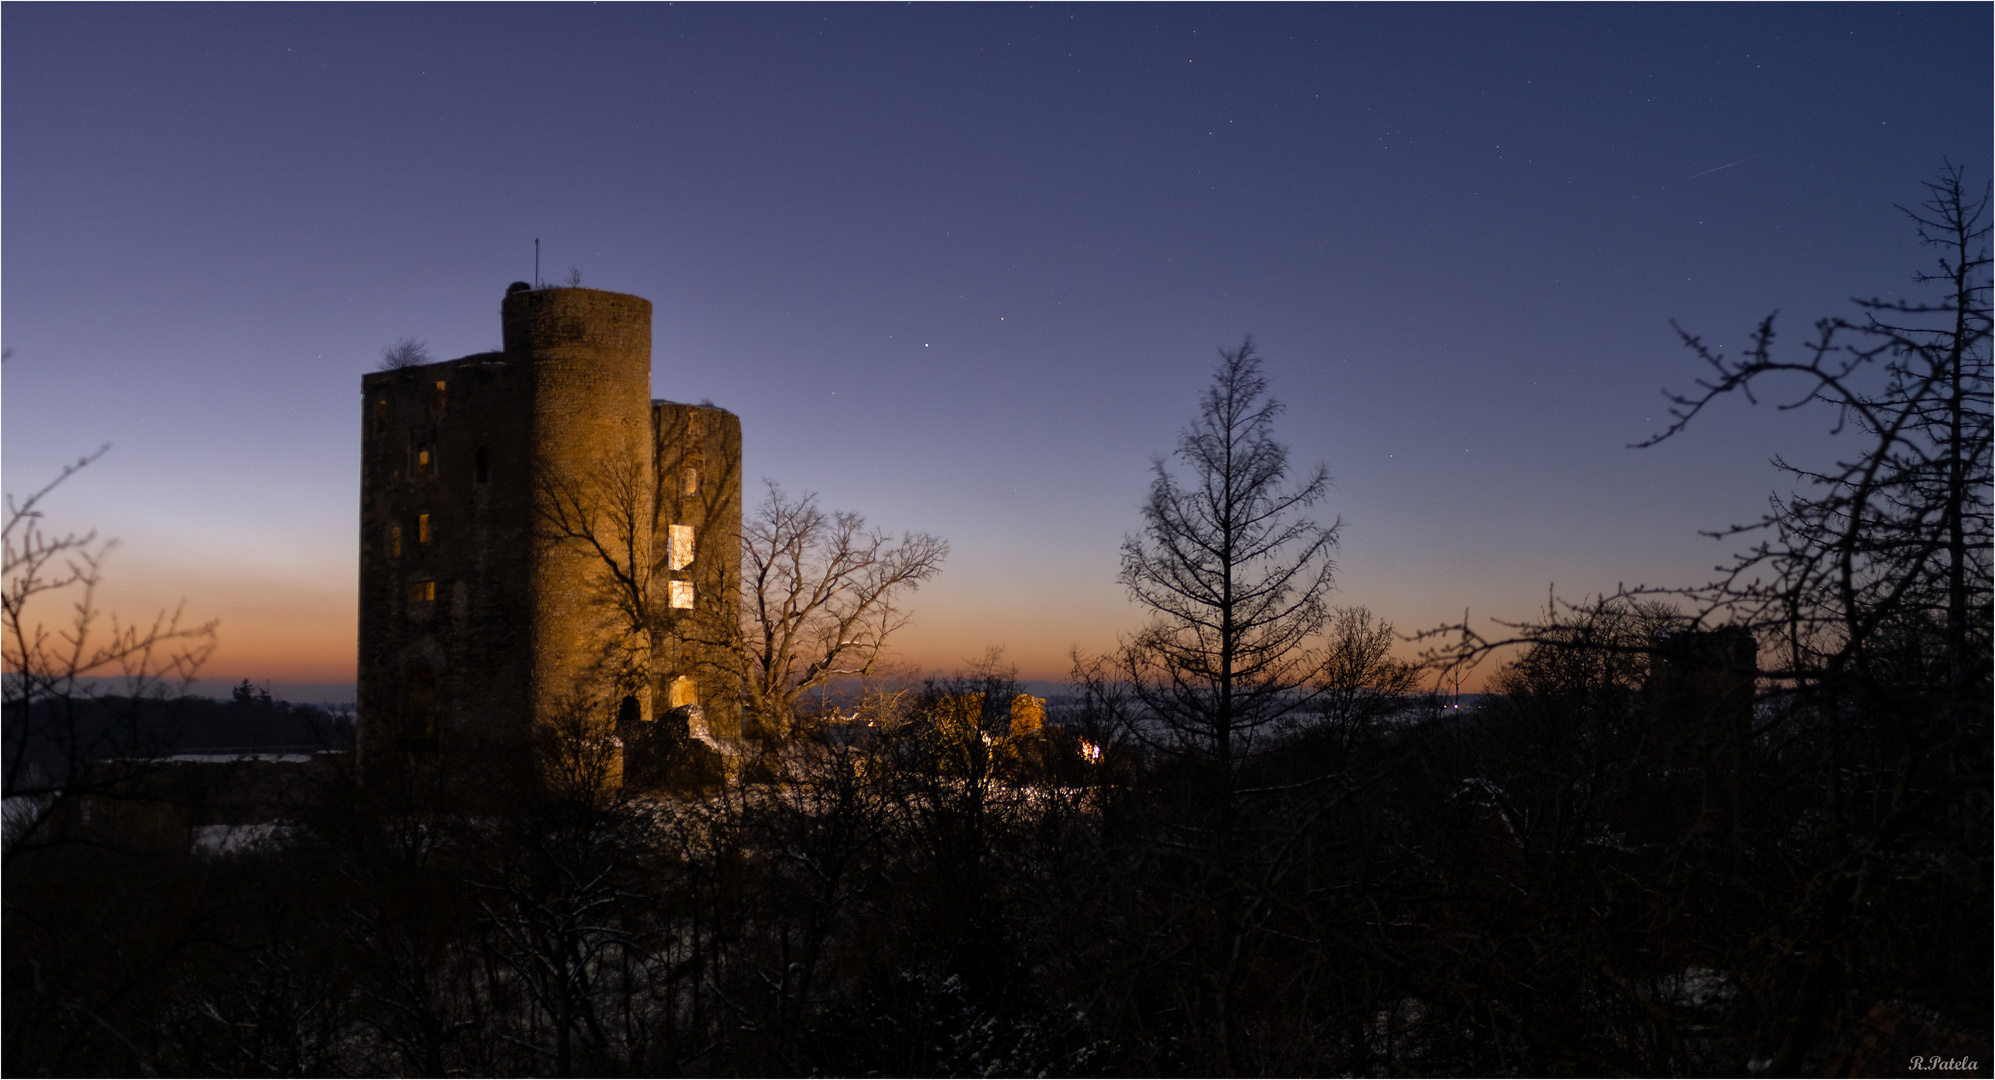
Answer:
3, 687, 354, 780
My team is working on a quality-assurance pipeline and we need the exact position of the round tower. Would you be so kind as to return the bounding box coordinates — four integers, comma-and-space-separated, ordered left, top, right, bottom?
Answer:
503, 287, 656, 731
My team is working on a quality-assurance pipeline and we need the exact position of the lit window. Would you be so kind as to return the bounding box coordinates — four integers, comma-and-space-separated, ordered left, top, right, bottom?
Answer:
416, 446, 431, 477
389, 525, 402, 560
373, 400, 387, 433
418, 513, 432, 544
669, 676, 698, 709
682, 467, 699, 495
669, 580, 694, 609
667, 524, 694, 570
433, 380, 447, 411
407, 580, 435, 603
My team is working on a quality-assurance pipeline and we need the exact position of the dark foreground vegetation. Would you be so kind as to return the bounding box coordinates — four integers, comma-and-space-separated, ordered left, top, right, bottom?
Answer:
3, 640, 1988, 1076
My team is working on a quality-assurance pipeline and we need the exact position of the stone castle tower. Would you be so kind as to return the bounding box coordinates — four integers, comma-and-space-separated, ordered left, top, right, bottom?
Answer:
357, 284, 741, 776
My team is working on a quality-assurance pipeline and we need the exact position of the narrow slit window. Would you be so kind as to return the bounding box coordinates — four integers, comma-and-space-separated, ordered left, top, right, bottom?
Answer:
669, 580, 695, 609
475, 446, 489, 484
389, 525, 403, 560
407, 579, 435, 604
373, 400, 388, 434
667, 524, 694, 571
418, 513, 432, 544
403, 664, 437, 747
433, 380, 447, 411
682, 467, 699, 496
416, 446, 432, 477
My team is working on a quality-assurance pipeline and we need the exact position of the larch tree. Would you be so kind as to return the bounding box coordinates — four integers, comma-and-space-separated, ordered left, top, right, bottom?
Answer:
1113, 336, 1340, 839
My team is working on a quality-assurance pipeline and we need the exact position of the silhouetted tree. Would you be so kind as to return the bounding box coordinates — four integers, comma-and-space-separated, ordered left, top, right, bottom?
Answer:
1406, 164, 1995, 1076
717, 483, 947, 741
534, 447, 658, 712
2, 448, 216, 864
1110, 335, 1340, 840
377, 336, 432, 370
1644, 162, 1992, 1074
1649, 162, 1990, 732
1064, 337, 1345, 1074
230, 678, 274, 709
1315, 605, 1421, 732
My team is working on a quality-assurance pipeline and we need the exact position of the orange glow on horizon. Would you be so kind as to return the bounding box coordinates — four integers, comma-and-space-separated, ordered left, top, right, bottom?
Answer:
38, 557, 1498, 694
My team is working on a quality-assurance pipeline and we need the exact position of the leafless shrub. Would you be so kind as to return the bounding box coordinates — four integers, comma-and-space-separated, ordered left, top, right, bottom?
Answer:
2, 448, 217, 864
377, 336, 432, 370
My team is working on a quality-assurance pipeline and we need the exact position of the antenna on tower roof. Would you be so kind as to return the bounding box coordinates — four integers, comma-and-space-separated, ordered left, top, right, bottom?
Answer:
534, 238, 541, 289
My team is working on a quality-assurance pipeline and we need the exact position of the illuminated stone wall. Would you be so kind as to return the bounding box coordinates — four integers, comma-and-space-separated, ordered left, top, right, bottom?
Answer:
651, 400, 744, 741
357, 285, 743, 781
504, 287, 656, 734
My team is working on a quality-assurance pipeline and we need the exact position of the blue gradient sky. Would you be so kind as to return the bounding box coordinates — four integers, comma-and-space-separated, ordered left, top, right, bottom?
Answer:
4, 4, 1988, 694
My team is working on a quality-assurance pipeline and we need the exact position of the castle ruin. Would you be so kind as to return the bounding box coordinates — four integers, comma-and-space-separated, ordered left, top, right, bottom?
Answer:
358, 284, 741, 778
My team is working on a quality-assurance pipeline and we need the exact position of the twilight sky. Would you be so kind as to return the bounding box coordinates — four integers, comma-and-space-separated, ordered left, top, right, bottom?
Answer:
4, 4, 1989, 697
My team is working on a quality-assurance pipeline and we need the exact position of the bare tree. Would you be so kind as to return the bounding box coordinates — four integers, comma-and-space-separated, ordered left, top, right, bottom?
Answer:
1314, 606, 1421, 731
2, 449, 216, 863
378, 336, 433, 370
534, 457, 944, 753
1642, 163, 1991, 1073
1110, 336, 1340, 835
535, 450, 657, 706
1069, 340, 1343, 1074
1649, 163, 1991, 715
717, 483, 946, 741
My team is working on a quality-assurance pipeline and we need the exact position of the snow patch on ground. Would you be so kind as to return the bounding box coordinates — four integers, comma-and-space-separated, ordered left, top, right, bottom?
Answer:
192, 822, 294, 859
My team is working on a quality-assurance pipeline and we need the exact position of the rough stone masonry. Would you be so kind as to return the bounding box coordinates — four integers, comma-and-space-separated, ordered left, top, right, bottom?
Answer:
357, 284, 742, 778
